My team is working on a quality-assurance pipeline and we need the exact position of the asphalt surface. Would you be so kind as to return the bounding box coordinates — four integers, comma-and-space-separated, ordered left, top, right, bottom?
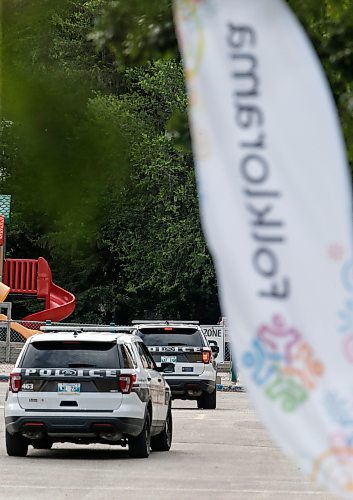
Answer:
0, 383, 334, 500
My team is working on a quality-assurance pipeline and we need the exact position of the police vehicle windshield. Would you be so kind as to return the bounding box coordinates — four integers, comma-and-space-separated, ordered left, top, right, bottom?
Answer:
20, 341, 120, 369
137, 327, 203, 347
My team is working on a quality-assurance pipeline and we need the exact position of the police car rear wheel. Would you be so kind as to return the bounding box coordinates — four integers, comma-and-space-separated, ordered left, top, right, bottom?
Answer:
151, 406, 172, 452
6, 430, 28, 457
197, 388, 217, 409
128, 412, 151, 458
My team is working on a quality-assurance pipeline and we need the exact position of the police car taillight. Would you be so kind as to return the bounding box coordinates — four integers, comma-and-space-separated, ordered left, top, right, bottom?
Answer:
10, 373, 22, 393
202, 349, 212, 364
118, 374, 136, 394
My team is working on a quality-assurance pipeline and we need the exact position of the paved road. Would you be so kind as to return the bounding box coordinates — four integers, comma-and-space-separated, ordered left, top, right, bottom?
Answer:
0, 383, 334, 500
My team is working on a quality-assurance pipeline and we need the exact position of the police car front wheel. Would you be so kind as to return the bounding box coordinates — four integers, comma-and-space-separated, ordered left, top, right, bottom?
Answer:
128, 412, 151, 458
151, 406, 172, 452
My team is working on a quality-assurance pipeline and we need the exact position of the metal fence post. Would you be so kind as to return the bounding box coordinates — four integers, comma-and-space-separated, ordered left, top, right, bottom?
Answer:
231, 361, 237, 383
1, 302, 12, 363
5, 319, 10, 363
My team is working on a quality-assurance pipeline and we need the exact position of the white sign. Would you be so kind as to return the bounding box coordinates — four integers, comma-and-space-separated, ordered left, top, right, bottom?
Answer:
175, 0, 353, 497
201, 325, 225, 363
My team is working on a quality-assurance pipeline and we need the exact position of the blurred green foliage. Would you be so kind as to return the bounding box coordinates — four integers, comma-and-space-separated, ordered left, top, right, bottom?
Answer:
89, 0, 176, 66
0, 0, 218, 322
0, 0, 353, 323
1, 0, 129, 245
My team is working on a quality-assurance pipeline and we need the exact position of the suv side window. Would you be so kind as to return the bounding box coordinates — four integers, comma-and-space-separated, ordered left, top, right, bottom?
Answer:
120, 345, 134, 368
136, 343, 155, 370
140, 342, 157, 370
124, 344, 138, 368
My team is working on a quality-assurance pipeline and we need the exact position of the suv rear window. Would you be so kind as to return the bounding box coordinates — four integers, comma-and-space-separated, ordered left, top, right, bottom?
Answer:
20, 341, 120, 369
137, 328, 204, 347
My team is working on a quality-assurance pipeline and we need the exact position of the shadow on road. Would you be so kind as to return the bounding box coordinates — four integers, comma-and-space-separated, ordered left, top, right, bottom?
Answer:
171, 406, 234, 411
27, 447, 133, 460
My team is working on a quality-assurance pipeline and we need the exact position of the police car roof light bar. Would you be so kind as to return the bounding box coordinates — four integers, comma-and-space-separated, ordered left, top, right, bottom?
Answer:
40, 326, 135, 333
131, 320, 199, 325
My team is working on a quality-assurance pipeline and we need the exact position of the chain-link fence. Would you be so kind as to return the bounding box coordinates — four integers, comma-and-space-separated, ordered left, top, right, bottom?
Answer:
224, 341, 232, 361
0, 320, 43, 366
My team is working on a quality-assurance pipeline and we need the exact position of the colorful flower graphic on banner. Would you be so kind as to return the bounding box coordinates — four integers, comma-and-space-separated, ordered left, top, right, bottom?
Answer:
328, 243, 345, 261
312, 391, 353, 493
324, 391, 353, 429
312, 437, 353, 494
243, 315, 324, 412
338, 260, 353, 364
342, 260, 353, 292
338, 299, 353, 334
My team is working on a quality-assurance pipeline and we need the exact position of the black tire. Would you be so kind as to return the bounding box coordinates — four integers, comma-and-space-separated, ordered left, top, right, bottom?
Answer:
197, 388, 217, 409
128, 412, 151, 458
151, 406, 172, 452
32, 440, 53, 450
6, 431, 28, 457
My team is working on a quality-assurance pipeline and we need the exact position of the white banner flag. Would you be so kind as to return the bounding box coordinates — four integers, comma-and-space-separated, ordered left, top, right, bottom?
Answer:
174, 0, 353, 496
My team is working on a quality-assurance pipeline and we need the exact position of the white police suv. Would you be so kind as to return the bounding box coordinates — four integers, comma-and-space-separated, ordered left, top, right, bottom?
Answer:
4, 326, 172, 458
133, 321, 218, 409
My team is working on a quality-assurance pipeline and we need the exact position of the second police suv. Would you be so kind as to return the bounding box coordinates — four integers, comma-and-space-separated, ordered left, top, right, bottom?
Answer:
133, 321, 218, 409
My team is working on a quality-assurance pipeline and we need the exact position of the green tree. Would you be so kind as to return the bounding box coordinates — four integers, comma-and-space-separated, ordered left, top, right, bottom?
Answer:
73, 61, 218, 323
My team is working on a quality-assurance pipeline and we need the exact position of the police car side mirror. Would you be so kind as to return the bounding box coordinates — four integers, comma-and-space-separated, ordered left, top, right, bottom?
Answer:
210, 345, 219, 354
158, 362, 175, 373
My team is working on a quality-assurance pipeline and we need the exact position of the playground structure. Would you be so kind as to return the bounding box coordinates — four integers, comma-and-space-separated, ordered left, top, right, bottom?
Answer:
3, 257, 75, 321
0, 314, 40, 339
0, 195, 75, 334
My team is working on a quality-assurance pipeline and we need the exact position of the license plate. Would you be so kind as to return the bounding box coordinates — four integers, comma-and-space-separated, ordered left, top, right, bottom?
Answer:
58, 383, 80, 394
161, 356, 177, 363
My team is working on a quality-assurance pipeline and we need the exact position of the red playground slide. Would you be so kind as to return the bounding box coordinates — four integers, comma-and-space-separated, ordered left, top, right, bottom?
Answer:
3, 257, 76, 322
